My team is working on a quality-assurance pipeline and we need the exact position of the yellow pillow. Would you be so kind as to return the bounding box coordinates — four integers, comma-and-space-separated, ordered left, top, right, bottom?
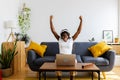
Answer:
26, 41, 47, 57
88, 41, 112, 58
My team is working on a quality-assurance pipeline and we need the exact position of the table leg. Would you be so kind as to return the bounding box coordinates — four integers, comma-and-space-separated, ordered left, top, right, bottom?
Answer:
92, 72, 93, 80
44, 72, 46, 80
97, 71, 100, 80
39, 71, 41, 80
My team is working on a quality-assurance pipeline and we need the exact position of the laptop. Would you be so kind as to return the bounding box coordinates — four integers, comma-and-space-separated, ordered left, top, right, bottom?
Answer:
56, 54, 76, 66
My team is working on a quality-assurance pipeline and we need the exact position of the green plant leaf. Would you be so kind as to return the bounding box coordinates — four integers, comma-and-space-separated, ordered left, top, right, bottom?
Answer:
0, 41, 18, 69
18, 5, 31, 34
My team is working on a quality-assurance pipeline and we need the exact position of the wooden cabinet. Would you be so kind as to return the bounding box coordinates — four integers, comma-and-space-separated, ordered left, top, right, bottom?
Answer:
2, 41, 26, 73
13, 41, 26, 73
108, 43, 120, 55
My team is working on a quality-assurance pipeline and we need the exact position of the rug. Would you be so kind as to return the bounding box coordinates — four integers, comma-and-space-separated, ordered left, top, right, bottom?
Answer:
25, 71, 120, 80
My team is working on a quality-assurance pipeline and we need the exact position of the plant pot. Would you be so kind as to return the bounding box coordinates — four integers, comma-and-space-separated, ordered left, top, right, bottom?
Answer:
2, 68, 13, 77
114, 38, 119, 43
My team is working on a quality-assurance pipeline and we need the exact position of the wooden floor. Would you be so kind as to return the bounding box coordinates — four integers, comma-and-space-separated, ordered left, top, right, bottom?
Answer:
2, 65, 120, 80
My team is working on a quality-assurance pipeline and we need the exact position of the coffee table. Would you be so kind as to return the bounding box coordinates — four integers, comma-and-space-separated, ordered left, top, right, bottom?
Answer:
39, 62, 100, 80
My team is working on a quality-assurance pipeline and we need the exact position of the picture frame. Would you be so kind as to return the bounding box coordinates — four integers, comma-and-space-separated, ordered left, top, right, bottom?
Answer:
103, 30, 113, 43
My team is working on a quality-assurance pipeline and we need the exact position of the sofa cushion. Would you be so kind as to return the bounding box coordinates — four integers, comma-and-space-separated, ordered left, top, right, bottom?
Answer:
41, 42, 59, 56
34, 56, 56, 66
88, 41, 112, 57
82, 56, 109, 66
76, 55, 83, 63
72, 42, 97, 56
26, 41, 47, 57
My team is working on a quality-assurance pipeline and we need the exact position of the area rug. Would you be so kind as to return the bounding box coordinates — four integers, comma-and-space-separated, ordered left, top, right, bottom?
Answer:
25, 71, 120, 80
24, 77, 115, 80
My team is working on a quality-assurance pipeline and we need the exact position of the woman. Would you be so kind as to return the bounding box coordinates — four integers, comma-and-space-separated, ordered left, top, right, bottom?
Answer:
50, 15, 83, 80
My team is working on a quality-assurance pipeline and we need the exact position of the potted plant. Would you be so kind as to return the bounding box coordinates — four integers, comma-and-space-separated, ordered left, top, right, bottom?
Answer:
17, 3, 31, 46
0, 41, 18, 77
15, 32, 30, 46
18, 3, 31, 34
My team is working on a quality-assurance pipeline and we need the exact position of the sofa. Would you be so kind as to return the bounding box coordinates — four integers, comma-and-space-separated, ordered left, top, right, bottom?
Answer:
27, 42, 115, 73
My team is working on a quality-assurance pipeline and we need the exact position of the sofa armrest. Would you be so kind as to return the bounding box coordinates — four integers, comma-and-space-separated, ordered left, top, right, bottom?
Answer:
27, 50, 38, 71
103, 50, 116, 69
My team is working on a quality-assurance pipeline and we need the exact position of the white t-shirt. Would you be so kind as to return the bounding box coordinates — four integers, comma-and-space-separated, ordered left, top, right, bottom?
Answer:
58, 38, 73, 54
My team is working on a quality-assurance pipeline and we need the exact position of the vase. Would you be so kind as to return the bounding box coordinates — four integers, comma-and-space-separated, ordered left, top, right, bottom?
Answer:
2, 68, 13, 77
115, 38, 119, 43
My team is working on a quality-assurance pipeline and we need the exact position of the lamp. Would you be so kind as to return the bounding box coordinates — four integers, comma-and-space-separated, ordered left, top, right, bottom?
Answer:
5, 20, 16, 42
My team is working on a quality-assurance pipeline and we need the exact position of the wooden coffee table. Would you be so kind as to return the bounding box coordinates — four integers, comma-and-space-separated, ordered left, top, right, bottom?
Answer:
39, 62, 100, 80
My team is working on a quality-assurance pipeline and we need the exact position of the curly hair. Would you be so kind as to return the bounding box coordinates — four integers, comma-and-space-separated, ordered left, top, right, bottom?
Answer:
60, 29, 70, 38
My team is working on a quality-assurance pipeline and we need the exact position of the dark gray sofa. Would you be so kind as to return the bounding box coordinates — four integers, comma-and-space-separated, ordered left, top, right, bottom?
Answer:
27, 42, 115, 72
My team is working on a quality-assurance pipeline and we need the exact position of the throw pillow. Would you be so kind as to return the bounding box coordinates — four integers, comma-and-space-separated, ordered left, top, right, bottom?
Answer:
88, 41, 112, 57
26, 41, 47, 57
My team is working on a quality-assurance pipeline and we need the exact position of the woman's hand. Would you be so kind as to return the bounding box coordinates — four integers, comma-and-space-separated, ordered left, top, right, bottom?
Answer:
79, 16, 82, 21
50, 15, 53, 21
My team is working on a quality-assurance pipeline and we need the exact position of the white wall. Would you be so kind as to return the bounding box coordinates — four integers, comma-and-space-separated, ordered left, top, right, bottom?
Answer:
0, 0, 118, 44
0, 0, 19, 52
119, 0, 120, 38
21, 0, 118, 43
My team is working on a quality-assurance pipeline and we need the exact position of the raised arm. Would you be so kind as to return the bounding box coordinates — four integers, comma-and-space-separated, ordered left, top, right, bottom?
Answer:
50, 15, 60, 40
72, 16, 83, 41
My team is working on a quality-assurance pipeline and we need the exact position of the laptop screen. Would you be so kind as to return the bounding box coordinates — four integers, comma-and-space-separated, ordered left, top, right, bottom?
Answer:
56, 54, 76, 66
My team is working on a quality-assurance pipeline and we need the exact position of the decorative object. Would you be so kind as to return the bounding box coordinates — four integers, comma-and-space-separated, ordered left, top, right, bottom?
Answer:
18, 3, 31, 46
2, 68, 12, 77
88, 37, 95, 42
18, 3, 31, 34
114, 38, 119, 43
0, 41, 18, 77
26, 41, 47, 57
103, 30, 113, 43
5, 20, 16, 42
88, 41, 112, 57
15, 32, 30, 45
